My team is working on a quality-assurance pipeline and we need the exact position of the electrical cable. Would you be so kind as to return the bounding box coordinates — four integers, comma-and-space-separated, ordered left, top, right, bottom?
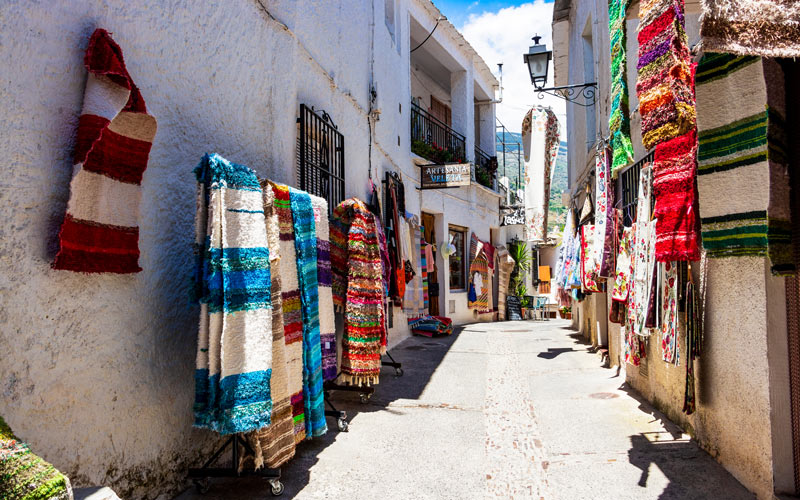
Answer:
411, 17, 445, 53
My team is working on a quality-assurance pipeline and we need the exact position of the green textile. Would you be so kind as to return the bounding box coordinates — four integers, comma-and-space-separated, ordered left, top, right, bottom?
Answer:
609, 0, 635, 176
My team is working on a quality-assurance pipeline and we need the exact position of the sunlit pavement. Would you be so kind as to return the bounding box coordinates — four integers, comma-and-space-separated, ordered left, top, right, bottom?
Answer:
175, 319, 754, 499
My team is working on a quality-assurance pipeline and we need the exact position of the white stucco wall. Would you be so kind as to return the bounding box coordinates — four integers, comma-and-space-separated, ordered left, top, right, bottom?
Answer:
0, 0, 498, 498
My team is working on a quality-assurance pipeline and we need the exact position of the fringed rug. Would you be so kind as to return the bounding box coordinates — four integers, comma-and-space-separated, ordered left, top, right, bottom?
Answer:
53, 29, 157, 273
696, 53, 794, 275
272, 184, 306, 443
609, 0, 635, 175
331, 199, 385, 386
636, 0, 695, 151
310, 195, 337, 382
521, 107, 561, 242
193, 153, 272, 435
0, 416, 73, 500
249, 181, 295, 469
290, 189, 327, 438
700, 0, 800, 58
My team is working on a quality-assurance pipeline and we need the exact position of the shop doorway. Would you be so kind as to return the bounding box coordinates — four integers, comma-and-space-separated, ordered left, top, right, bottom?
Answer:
421, 212, 440, 316
491, 228, 500, 319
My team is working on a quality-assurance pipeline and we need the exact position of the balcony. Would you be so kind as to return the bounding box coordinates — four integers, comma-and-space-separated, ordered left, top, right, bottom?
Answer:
411, 102, 466, 164
474, 145, 497, 191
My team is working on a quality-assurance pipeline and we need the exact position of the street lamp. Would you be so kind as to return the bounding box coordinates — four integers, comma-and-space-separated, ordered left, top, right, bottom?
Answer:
523, 35, 551, 90
524, 35, 597, 107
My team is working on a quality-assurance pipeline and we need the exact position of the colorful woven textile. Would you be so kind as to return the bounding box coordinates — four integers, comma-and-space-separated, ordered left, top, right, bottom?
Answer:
193, 153, 272, 435
409, 316, 453, 336
496, 246, 515, 320
290, 188, 327, 438
310, 196, 337, 382
249, 181, 295, 469
468, 251, 490, 312
629, 165, 658, 338
700, 0, 800, 58
660, 261, 679, 364
54, 29, 157, 273
609, 0, 635, 175
272, 184, 306, 443
521, 106, 561, 242
696, 54, 794, 275
403, 221, 426, 319
636, 0, 695, 151
595, 148, 616, 275
612, 226, 635, 302
653, 128, 701, 261
0, 417, 73, 500
331, 199, 385, 386
580, 225, 602, 293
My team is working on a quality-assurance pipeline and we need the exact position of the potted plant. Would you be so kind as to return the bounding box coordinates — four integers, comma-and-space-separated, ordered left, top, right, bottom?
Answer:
508, 240, 532, 320
559, 305, 572, 320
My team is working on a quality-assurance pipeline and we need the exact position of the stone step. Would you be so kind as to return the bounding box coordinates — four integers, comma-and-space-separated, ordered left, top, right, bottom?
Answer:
73, 487, 121, 500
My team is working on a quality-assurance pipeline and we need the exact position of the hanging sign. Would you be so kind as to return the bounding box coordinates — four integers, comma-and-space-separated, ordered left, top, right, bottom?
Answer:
502, 207, 525, 226
420, 163, 472, 189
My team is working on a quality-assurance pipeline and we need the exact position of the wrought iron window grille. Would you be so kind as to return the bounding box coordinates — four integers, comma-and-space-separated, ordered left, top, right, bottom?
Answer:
297, 104, 345, 215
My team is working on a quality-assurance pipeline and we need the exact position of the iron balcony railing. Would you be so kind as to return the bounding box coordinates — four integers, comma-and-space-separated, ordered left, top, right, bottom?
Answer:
474, 145, 498, 191
410, 102, 466, 165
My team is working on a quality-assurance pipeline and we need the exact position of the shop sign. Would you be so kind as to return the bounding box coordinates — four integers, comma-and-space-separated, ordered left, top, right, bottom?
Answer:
506, 295, 523, 321
420, 163, 472, 189
502, 207, 525, 226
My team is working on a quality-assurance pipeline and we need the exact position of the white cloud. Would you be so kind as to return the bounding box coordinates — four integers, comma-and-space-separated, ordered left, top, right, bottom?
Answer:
461, 1, 566, 133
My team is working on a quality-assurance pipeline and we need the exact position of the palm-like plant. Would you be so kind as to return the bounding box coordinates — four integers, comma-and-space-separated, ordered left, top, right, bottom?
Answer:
509, 240, 532, 298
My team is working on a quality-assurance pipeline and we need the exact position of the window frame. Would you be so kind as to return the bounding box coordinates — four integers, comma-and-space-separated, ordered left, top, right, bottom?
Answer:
448, 225, 467, 291
297, 104, 345, 215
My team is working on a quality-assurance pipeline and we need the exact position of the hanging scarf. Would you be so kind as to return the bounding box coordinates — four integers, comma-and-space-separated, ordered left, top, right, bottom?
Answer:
700, 0, 800, 58
636, 0, 695, 151
609, 0, 635, 175
660, 261, 679, 364
310, 196, 337, 382
193, 153, 272, 435
521, 107, 561, 242
695, 54, 794, 276
249, 181, 295, 469
272, 184, 305, 443
53, 29, 157, 273
595, 148, 616, 275
331, 199, 385, 386
683, 277, 701, 414
580, 225, 602, 293
290, 188, 327, 438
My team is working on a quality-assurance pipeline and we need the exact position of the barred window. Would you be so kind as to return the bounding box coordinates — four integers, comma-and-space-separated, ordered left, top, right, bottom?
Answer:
297, 104, 345, 214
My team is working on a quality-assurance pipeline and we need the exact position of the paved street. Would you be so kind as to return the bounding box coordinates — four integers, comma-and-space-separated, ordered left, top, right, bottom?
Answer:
176, 319, 755, 499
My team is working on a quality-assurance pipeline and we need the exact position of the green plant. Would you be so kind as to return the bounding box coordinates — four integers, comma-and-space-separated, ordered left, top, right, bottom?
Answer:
515, 283, 528, 300
508, 240, 532, 298
475, 165, 492, 188
411, 139, 464, 165
559, 305, 571, 314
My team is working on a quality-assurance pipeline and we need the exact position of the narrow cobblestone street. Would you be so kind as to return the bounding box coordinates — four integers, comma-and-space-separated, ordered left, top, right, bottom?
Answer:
176, 319, 754, 499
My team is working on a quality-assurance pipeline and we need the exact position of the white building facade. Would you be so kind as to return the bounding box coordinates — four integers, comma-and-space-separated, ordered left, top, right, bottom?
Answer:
0, 0, 503, 497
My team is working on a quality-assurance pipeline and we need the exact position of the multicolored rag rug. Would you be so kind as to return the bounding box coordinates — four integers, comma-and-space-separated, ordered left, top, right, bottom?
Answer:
700, 0, 800, 58
54, 29, 157, 273
695, 53, 794, 275
609, 0, 635, 175
272, 184, 306, 442
595, 147, 616, 276
653, 128, 701, 261
249, 181, 295, 469
636, 0, 695, 151
193, 153, 272, 435
521, 107, 561, 242
289, 188, 327, 439
0, 416, 73, 500
310, 196, 337, 382
331, 199, 385, 386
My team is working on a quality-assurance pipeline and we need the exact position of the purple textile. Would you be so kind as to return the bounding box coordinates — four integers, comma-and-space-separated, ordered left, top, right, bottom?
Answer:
320, 333, 337, 381
598, 147, 617, 277
317, 240, 331, 287
637, 38, 672, 69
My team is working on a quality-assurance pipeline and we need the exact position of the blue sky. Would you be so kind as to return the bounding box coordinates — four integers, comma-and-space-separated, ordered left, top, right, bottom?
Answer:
434, 0, 553, 30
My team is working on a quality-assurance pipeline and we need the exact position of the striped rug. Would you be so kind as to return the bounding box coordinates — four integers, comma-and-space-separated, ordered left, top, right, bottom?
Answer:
290, 188, 327, 438
311, 196, 337, 382
696, 53, 794, 275
53, 29, 157, 273
272, 184, 306, 443
700, 0, 800, 58
192, 154, 272, 435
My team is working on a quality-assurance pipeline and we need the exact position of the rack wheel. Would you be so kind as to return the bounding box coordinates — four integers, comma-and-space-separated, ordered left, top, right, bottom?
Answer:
395, 367, 404, 377
337, 417, 349, 432
359, 393, 371, 404
269, 479, 284, 496
193, 478, 210, 494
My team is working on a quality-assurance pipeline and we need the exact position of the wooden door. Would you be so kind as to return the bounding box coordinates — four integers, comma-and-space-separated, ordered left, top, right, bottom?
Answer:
430, 96, 451, 127
422, 212, 440, 316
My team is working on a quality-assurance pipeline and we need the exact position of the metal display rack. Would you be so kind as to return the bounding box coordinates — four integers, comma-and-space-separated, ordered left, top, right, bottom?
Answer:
188, 434, 283, 496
